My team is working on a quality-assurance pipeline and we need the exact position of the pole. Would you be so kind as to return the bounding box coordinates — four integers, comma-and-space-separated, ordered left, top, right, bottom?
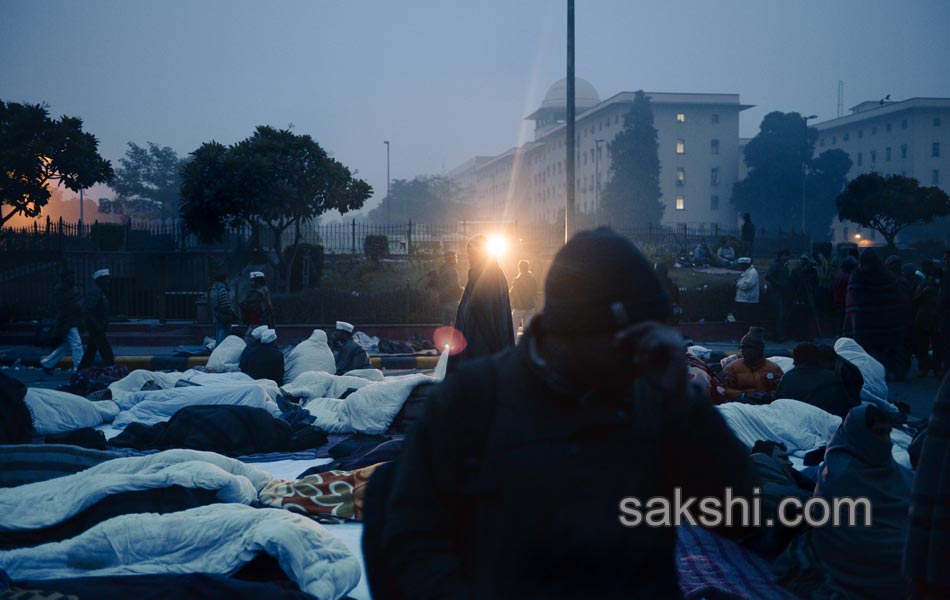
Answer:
565, 0, 575, 244
384, 141, 391, 223
79, 188, 84, 226
595, 138, 604, 216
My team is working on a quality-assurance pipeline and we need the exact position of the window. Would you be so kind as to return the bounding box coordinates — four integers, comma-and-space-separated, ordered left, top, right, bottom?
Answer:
857, 152, 863, 166
676, 168, 686, 185
934, 117, 942, 127
676, 139, 685, 154
711, 167, 720, 186
902, 119, 908, 129
583, 153, 587, 165
712, 114, 720, 124
871, 126, 877, 135
676, 113, 686, 123
885, 147, 892, 161
934, 142, 941, 157
710, 195, 720, 210
934, 170, 941, 185
675, 195, 685, 210
886, 123, 892, 132
871, 150, 877, 163
819, 138, 825, 147
901, 144, 907, 159
858, 129, 863, 139
843, 133, 850, 142
711, 139, 720, 155
615, 115, 619, 125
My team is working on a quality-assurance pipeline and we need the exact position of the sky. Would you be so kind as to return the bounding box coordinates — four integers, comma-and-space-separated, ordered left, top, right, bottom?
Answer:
2, 0, 949, 217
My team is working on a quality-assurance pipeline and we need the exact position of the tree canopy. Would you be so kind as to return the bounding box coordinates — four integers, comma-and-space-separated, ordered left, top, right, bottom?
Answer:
599, 90, 664, 226
99, 142, 185, 220
0, 100, 113, 227
365, 175, 468, 224
732, 111, 851, 238
179, 125, 372, 289
836, 172, 950, 248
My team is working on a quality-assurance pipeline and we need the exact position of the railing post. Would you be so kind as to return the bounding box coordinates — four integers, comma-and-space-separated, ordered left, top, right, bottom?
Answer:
407, 219, 413, 256
351, 218, 356, 254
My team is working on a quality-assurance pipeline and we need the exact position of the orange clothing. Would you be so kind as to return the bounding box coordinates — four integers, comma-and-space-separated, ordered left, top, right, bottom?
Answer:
722, 358, 784, 400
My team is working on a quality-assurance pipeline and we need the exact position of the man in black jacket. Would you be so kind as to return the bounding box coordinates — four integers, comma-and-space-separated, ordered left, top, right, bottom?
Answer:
40, 269, 85, 373
369, 228, 755, 599
77, 269, 114, 369
451, 235, 513, 366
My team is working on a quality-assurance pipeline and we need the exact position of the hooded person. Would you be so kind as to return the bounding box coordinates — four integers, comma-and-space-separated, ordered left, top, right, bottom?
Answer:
239, 328, 284, 384
774, 343, 859, 418
721, 326, 784, 402
77, 269, 114, 369
776, 405, 912, 600
449, 235, 514, 367
844, 249, 907, 379
366, 227, 756, 600
331, 321, 371, 375
240, 271, 274, 334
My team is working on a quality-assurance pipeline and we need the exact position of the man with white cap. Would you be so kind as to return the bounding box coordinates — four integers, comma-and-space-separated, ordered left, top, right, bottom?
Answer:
239, 327, 284, 384
734, 257, 759, 324
77, 269, 114, 369
331, 321, 371, 375
240, 271, 274, 335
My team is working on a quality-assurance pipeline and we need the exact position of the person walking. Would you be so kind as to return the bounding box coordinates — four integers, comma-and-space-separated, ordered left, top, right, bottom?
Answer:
77, 269, 114, 369
209, 273, 236, 346
39, 269, 84, 373
741, 213, 756, 258
765, 250, 792, 341
240, 271, 274, 335
913, 263, 942, 377
450, 235, 513, 366
734, 257, 759, 324
436, 251, 462, 326
509, 259, 538, 333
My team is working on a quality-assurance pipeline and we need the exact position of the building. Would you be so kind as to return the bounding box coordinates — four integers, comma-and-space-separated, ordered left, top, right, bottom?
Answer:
813, 98, 950, 243
450, 78, 752, 227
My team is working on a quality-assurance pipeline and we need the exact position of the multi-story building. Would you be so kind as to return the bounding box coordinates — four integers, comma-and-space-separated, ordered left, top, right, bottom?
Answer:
450, 78, 752, 227
813, 98, 950, 243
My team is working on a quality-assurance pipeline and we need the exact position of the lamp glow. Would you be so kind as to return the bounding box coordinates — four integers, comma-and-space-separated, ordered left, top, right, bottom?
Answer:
487, 234, 508, 258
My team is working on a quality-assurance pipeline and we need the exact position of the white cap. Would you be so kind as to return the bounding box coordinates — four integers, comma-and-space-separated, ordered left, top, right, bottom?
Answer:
737, 257, 752, 264
336, 321, 355, 333
261, 329, 277, 344
93, 269, 110, 280
251, 325, 268, 340
249, 271, 265, 279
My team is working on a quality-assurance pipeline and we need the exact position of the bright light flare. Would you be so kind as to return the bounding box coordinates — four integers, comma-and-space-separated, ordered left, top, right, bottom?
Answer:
434, 326, 467, 356
487, 234, 508, 258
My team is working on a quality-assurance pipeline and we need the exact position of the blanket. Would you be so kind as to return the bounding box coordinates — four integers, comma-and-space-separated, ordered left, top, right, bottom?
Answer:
0, 504, 360, 600
282, 371, 378, 401
0, 449, 270, 532
0, 444, 123, 488
833, 337, 891, 409
205, 335, 246, 371
301, 374, 432, 434
108, 369, 254, 403
57, 365, 130, 397
285, 329, 336, 382
23, 388, 118, 435
112, 383, 280, 429
259, 464, 381, 521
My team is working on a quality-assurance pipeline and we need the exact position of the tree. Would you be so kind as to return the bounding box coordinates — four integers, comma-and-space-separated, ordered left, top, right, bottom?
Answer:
180, 126, 372, 290
0, 100, 113, 227
599, 90, 664, 226
99, 142, 185, 220
365, 175, 468, 224
732, 111, 849, 238
836, 173, 950, 248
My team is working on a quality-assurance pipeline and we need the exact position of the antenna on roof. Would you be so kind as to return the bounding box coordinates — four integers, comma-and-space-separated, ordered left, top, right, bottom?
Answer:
837, 81, 844, 118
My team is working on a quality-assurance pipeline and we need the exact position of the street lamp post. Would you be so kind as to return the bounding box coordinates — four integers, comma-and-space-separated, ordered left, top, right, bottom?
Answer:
594, 138, 604, 214
384, 140, 391, 223
801, 115, 818, 235
564, 0, 575, 244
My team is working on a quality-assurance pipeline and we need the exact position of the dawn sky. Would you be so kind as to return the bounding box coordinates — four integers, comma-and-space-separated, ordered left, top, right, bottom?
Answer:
2, 0, 949, 216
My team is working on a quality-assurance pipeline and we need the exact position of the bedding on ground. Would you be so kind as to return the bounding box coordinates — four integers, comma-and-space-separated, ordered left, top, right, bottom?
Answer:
112, 383, 280, 429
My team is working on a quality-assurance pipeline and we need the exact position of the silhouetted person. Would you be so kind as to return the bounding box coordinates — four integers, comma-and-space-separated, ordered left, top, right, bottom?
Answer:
240, 271, 274, 334
450, 235, 513, 366
654, 261, 680, 319
77, 269, 114, 369
210, 272, 235, 345
886, 255, 914, 379
775, 343, 858, 418
913, 262, 942, 377
239, 328, 284, 384
331, 321, 371, 375
741, 212, 756, 258
734, 256, 759, 324
765, 250, 792, 341
844, 249, 906, 380
789, 253, 819, 341
436, 251, 463, 325
40, 269, 84, 373
833, 257, 857, 335
509, 259, 538, 333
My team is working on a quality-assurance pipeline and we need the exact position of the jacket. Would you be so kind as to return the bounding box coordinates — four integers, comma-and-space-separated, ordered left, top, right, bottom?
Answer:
509, 272, 538, 311
210, 282, 235, 326
81, 282, 110, 332
735, 266, 759, 304
765, 260, 791, 298
240, 286, 274, 328
722, 358, 784, 399
380, 334, 756, 599
50, 282, 82, 332
238, 342, 285, 385
452, 261, 513, 365
774, 365, 858, 418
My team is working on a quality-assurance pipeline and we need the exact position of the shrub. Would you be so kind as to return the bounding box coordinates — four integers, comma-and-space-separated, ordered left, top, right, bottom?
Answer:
90, 222, 124, 251
364, 234, 388, 262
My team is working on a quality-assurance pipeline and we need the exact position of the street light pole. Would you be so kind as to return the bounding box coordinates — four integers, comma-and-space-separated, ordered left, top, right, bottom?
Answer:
384, 140, 391, 223
801, 115, 818, 235
594, 138, 604, 215
565, 0, 575, 244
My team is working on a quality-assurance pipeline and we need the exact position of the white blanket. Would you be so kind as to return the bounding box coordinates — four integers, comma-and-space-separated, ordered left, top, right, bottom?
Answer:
109, 369, 255, 404
301, 374, 432, 434
285, 329, 337, 382
0, 503, 360, 600
0, 449, 271, 531
206, 335, 246, 371
834, 337, 891, 409
112, 383, 280, 429
23, 388, 118, 435
284, 371, 378, 400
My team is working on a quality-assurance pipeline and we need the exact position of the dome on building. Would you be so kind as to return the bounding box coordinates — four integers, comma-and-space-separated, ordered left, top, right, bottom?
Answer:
540, 77, 600, 111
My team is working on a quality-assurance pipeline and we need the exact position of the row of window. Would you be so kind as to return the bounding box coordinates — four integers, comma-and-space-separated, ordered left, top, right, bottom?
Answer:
676, 112, 721, 124
674, 194, 721, 211
676, 167, 721, 186
676, 139, 720, 155
819, 116, 942, 147
855, 143, 941, 166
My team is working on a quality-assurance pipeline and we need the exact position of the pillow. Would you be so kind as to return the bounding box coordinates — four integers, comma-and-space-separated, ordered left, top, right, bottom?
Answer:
23, 388, 118, 435
206, 335, 247, 371
285, 329, 336, 383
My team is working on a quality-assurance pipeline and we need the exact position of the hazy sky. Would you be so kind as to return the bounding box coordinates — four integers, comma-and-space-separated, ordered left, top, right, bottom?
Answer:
3, 0, 949, 215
